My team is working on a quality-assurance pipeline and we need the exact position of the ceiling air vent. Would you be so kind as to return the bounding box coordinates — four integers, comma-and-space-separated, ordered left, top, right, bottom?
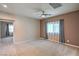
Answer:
49, 3, 62, 9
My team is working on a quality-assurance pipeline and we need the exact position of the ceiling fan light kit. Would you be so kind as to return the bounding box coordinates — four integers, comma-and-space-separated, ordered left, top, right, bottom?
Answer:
41, 15, 45, 18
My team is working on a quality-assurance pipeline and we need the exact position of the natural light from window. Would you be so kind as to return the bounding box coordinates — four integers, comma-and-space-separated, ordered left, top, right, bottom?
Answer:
47, 21, 59, 34
9, 24, 14, 33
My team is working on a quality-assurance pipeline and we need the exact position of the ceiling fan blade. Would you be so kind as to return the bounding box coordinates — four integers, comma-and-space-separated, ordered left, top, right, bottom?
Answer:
33, 8, 53, 18
32, 8, 44, 12
44, 14, 52, 16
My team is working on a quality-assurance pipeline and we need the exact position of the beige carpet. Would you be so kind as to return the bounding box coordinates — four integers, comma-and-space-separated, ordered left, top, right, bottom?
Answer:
0, 39, 79, 56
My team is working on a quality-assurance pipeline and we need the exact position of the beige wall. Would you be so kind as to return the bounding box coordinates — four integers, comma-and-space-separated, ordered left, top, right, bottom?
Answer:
0, 11, 40, 43
14, 16, 40, 43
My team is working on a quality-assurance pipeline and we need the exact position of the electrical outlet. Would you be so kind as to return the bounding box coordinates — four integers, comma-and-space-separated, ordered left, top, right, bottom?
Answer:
67, 40, 69, 42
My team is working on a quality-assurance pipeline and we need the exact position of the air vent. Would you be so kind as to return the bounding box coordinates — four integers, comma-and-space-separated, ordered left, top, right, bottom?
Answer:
49, 3, 62, 9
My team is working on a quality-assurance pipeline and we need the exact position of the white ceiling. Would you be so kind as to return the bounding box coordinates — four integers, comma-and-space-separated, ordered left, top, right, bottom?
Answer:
0, 3, 79, 19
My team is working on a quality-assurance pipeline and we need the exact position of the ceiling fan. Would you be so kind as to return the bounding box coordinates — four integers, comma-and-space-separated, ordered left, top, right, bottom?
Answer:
40, 3, 62, 18
34, 3, 62, 18
40, 10, 52, 18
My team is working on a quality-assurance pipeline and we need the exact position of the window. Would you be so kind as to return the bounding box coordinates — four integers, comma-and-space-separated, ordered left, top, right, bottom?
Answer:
47, 21, 59, 34
47, 22, 54, 33
9, 24, 14, 33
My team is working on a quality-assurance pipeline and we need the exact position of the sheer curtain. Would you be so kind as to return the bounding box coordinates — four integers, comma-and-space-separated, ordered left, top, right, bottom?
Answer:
47, 21, 60, 42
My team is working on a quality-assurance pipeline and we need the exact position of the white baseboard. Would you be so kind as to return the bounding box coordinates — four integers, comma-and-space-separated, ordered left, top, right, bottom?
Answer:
64, 43, 79, 48
48, 39, 79, 48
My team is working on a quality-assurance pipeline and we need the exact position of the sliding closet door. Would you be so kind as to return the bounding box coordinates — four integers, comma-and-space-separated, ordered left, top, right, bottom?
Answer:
47, 21, 60, 43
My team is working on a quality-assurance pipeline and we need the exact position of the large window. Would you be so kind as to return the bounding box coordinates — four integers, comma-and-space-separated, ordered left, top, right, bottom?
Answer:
47, 21, 60, 34
9, 24, 13, 33
7, 24, 14, 36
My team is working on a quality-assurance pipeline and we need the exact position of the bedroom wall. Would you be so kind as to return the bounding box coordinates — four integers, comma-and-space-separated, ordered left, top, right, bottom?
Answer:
40, 19, 46, 38
0, 11, 40, 43
0, 22, 1, 38
40, 10, 79, 46
14, 16, 40, 43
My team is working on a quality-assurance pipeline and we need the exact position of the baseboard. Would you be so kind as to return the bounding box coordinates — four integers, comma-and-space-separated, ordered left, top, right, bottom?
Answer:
14, 40, 35, 44
48, 39, 79, 48
64, 43, 79, 49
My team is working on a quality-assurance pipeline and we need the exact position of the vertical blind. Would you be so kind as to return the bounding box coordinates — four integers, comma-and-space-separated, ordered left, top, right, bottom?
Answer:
47, 21, 60, 34
47, 21, 60, 42
46, 20, 65, 43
